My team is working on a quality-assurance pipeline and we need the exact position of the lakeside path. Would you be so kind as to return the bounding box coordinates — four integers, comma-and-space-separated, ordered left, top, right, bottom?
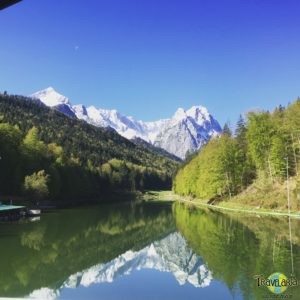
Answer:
143, 191, 300, 219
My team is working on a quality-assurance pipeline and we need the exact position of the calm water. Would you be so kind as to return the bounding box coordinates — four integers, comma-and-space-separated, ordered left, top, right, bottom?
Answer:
0, 201, 300, 300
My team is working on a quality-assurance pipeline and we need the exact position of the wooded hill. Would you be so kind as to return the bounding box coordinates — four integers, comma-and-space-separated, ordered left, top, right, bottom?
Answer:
173, 98, 300, 207
0, 93, 178, 204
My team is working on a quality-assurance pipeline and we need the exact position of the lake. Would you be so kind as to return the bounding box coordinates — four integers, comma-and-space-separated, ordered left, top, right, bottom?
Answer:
0, 201, 299, 299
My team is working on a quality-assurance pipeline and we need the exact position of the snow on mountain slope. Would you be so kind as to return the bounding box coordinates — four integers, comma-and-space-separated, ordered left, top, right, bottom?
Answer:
31, 87, 222, 159
31, 87, 76, 118
31, 87, 70, 107
154, 106, 221, 159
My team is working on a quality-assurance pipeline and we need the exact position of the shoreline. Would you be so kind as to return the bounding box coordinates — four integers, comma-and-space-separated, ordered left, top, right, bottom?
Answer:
177, 197, 300, 218
0, 191, 144, 212
143, 190, 300, 218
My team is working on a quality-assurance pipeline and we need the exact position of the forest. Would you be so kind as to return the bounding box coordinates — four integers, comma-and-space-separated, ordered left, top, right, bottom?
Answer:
0, 92, 178, 205
173, 98, 300, 203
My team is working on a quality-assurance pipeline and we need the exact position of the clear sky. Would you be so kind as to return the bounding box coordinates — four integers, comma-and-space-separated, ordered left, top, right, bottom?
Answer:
1, 0, 300, 126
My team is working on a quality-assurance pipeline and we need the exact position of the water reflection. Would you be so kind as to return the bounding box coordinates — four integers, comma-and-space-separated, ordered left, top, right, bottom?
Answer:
0, 201, 299, 299
173, 203, 300, 299
0, 202, 175, 298
29, 232, 212, 299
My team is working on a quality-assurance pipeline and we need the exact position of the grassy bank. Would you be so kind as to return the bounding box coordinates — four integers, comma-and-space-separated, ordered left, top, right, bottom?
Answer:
143, 179, 300, 218
180, 175, 300, 217
176, 197, 300, 218
140, 190, 180, 202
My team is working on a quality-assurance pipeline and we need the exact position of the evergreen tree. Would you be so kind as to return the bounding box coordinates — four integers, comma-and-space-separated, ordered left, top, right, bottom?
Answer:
235, 115, 246, 142
222, 122, 232, 136
235, 115, 255, 188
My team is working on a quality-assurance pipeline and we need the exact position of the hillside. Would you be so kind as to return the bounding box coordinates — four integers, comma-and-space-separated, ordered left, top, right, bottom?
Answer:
173, 98, 300, 211
131, 137, 182, 162
0, 93, 177, 172
0, 93, 179, 204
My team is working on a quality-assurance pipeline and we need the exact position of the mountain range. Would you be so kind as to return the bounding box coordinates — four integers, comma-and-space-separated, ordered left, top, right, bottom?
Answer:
31, 87, 222, 159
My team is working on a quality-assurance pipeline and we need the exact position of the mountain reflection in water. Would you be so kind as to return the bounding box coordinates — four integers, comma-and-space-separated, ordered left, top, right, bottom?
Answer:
0, 201, 299, 300
29, 232, 212, 299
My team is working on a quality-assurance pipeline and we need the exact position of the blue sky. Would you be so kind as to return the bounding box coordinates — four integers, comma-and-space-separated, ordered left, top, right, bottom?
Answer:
1, 0, 300, 125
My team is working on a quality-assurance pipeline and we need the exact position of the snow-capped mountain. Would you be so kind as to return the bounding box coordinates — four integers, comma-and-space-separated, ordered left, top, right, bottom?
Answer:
31, 87, 69, 107
31, 87, 77, 118
31, 87, 222, 159
28, 232, 213, 299
154, 106, 221, 159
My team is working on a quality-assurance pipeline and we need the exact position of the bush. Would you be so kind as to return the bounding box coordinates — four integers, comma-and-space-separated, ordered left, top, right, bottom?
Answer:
23, 170, 49, 202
